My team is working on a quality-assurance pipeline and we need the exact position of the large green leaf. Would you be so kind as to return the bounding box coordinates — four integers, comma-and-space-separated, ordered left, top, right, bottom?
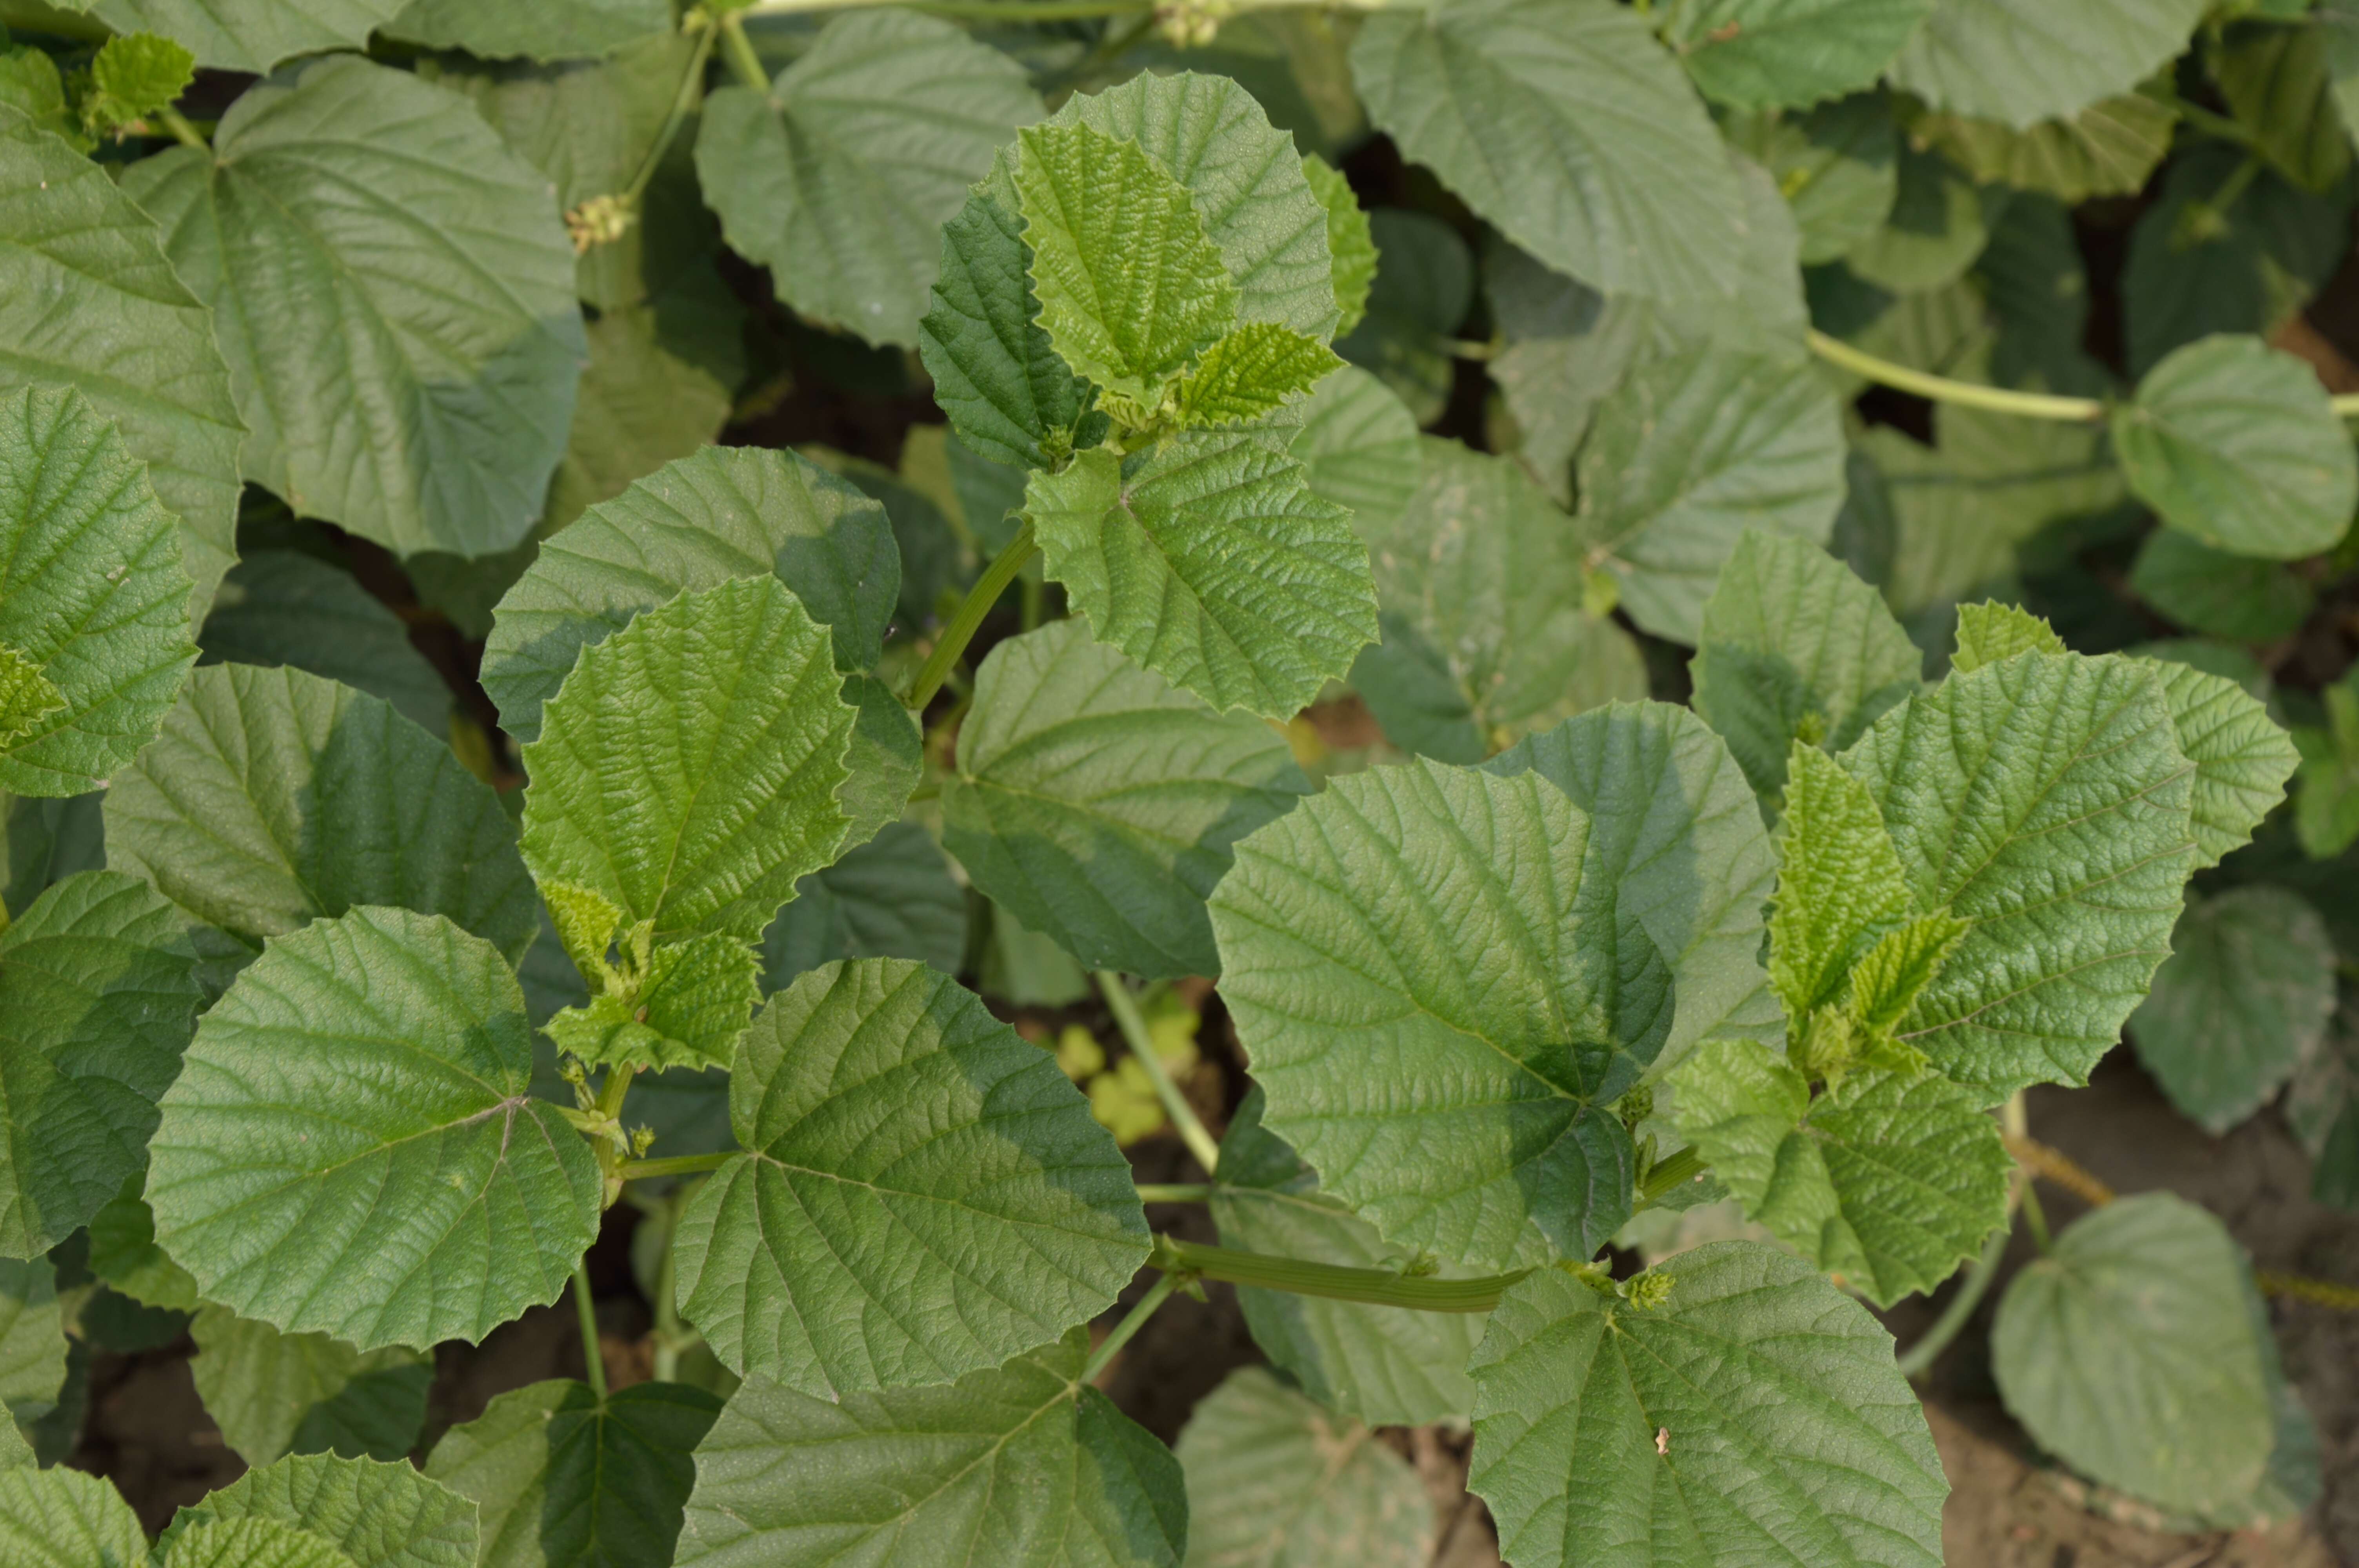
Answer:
161, 1450, 479, 1568
2113, 334, 2358, 561
2217, 24, 2351, 195
672, 958, 1148, 1395
2140, 655, 2298, 869
520, 575, 856, 945
1993, 1193, 2274, 1512
1468, 1242, 1945, 1568
693, 10, 1039, 347
1484, 251, 1650, 505
1176, 1366, 1434, 1568
103, 664, 538, 966
674, 1328, 1185, 1567
164, 1518, 359, 1568
0, 871, 198, 1259
2131, 887, 2335, 1134
0, 1258, 64, 1439
424, 1379, 720, 1568
2128, 528, 2315, 644
383, 0, 669, 62
1351, 0, 1746, 304
1210, 760, 1665, 1270
91, 0, 400, 73
760, 822, 967, 993
1293, 364, 1421, 540
145, 907, 603, 1350
188, 1308, 430, 1467
1025, 430, 1378, 719
1338, 209, 1475, 425
483, 445, 898, 744
1888, 0, 2210, 127
0, 109, 243, 614
0, 1466, 146, 1568
1837, 652, 2196, 1099
200, 552, 448, 737
1661, 0, 1933, 110
1575, 348, 1847, 643
1722, 94, 1899, 266
1913, 93, 2176, 203
1211, 1089, 1485, 1428
943, 620, 1307, 980
121, 55, 584, 559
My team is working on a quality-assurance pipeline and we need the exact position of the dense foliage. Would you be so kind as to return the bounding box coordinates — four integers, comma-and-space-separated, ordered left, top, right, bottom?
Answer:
0, 0, 2352, 1563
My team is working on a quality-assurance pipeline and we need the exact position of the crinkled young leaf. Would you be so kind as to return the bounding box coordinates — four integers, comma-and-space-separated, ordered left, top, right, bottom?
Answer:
1661, 0, 1933, 111
1304, 152, 1376, 336
1993, 1193, 2273, 1513
2131, 887, 2335, 1135
0, 1466, 147, 1568
85, 31, 195, 124
1210, 760, 1666, 1270
200, 552, 448, 737
90, 0, 400, 73
1173, 323, 1343, 427
2128, 528, 2315, 644
674, 1328, 1185, 1568
520, 575, 855, 946
165, 1517, 359, 1568
0, 109, 243, 613
2138, 655, 2299, 869
146, 907, 603, 1350
1468, 1242, 1946, 1568
0, 871, 198, 1259
161, 1451, 478, 1568
1723, 94, 1899, 265
2113, 334, 2359, 561
1352, 0, 1745, 304
672, 959, 1148, 1396
1951, 600, 2066, 672
694, 10, 1039, 348
382, 0, 668, 61
1292, 365, 1421, 540
1770, 745, 1914, 1023
1026, 430, 1378, 719
1888, 0, 2210, 128
122, 55, 585, 560
425, 1379, 720, 1568
543, 928, 758, 1074
1177, 1366, 1434, 1568
943, 620, 1308, 980
188, 1308, 430, 1467
0, 652, 58, 755
1913, 93, 2175, 203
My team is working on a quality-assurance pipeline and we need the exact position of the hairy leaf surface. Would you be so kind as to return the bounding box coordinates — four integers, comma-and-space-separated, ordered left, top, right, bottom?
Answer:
0, 1465, 154, 1567
161, 1451, 478, 1568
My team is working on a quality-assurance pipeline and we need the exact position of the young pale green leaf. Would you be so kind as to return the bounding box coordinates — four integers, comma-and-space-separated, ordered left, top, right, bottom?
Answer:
2113, 334, 2359, 561
0, 652, 59, 756
0, 1466, 147, 1568
89, 0, 401, 73
121, 55, 584, 560
943, 619, 1309, 980
424, 1379, 720, 1568
1689, 527, 1920, 802
2139, 655, 2298, 869
1210, 760, 1665, 1270
1951, 601, 2066, 672
146, 907, 603, 1351
761, 822, 967, 993
1661, 0, 1933, 111
1846, 914, 1970, 1039
1177, 1366, 1434, 1568
0, 872, 198, 1259
382, 0, 668, 62
103, 664, 538, 967
188, 1308, 430, 1468
672, 958, 1148, 1396
1352, 0, 1746, 304
160, 1451, 478, 1568
85, 31, 195, 122
1722, 95, 1899, 266
1576, 347, 1848, 644
1172, 322, 1343, 427
1770, 745, 1914, 1023
694, 10, 1040, 348
1304, 153, 1376, 336
543, 928, 759, 1074
2128, 529, 2315, 644
1293, 365, 1421, 541
1839, 652, 2196, 1100
1211, 1090, 1485, 1428
520, 575, 855, 946
164, 1518, 359, 1568
1888, 0, 2209, 128
1026, 430, 1378, 719
1469, 1241, 1946, 1568
2131, 887, 2335, 1135
674, 1328, 1185, 1568
0, 110, 243, 613
1912, 93, 2176, 203
1994, 1193, 2274, 1512
201, 553, 449, 737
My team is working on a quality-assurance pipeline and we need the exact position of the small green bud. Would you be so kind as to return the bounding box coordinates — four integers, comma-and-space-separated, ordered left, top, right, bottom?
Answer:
1623, 1270, 1674, 1310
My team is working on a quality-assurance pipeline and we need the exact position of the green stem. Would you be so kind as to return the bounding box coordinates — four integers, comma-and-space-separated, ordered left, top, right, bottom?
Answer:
1096, 971, 1221, 1176
2018, 1178, 2053, 1252
596, 1063, 637, 1122
1134, 1183, 1214, 1204
1079, 1269, 1187, 1383
1153, 1236, 1527, 1312
620, 1150, 731, 1181
621, 23, 717, 207
155, 104, 210, 152
1636, 1144, 1706, 1206
573, 1263, 609, 1401
717, 10, 771, 92
1805, 330, 2106, 423
2160, 91, 2262, 155
905, 519, 1036, 711
1895, 1218, 2008, 1379
651, 1191, 693, 1383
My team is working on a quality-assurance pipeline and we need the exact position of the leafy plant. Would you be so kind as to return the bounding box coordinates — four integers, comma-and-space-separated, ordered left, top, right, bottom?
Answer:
0, 0, 2354, 1564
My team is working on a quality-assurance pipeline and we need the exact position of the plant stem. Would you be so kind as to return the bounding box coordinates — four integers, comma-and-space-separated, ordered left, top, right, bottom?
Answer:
1805, 330, 2107, 423
621, 22, 718, 207
1896, 1219, 2009, 1379
1096, 971, 1221, 1176
2160, 91, 2261, 155
1152, 1236, 1527, 1312
1636, 1144, 1705, 1205
2017, 1178, 2053, 1252
573, 1263, 609, 1401
155, 105, 210, 152
905, 520, 1036, 711
620, 1150, 732, 1181
650, 1189, 696, 1382
1079, 1269, 1187, 1383
717, 10, 770, 93
596, 1063, 638, 1122
1134, 1183, 1214, 1204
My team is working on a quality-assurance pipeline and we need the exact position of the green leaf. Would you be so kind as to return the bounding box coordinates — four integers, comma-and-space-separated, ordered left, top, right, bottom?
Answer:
1210, 760, 1664, 1269
2128, 528, 2315, 642
1025, 431, 1378, 719
0, 110, 244, 614
1769, 745, 1915, 1022
2217, 23, 2352, 194
1722, 93, 1899, 266
1888, 0, 2210, 127
1993, 1193, 2274, 1512
201, 552, 449, 737
1661, 0, 1932, 110
1351, 0, 1747, 303
424, 1379, 720, 1568
1173, 323, 1343, 428
760, 822, 968, 993
1838, 652, 2197, 1099
0, 1416, 24, 1470
672, 958, 1149, 1396
673, 1328, 1185, 1568
146, 907, 603, 1350
943, 619, 1309, 980
1911, 93, 2177, 202
2114, 334, 2358, 561
1468, 1241, 1946, 1568
694, 10, 1040, 347
1210, 1089, 1485, 1427
103, 664, 538, 967
2329, 1, 2359, 143
1292, 365, 1421, 541
188, 1308, 430, 1467
1176, 1366, 1434, 1568
0, 790, 103, 921
162, 1452, 479, 1568
2131, 887, 2335, 1134
122, 55, 584, 560
91, 0, 402, 73
1576, 347, 1848, 643
543, 927, 758, 1074
0, 1466, 148, 1568
0, 1259, 64, 1439
1842, 142, 1989, 293
382, 0, 669, 62
0, 49, 78, 151
164, 1518, 359, 1568
1484, 252, 1648, 504
2140, 654, 2298, 868
1690, 527, 1921, 802
1335, 209, 1474, 426
1303, 152, 1376, 336
0, 871, 198, 1259
1951, 600, 2066, 671
88, 1186, 198, 1310
1672, 1041, 2009, 1304
86, 31, 195, 122
483, 445, 898, 745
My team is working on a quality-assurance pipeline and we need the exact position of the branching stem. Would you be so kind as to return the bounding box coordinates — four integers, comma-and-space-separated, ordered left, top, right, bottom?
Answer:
1079, 1269, 1188, 1383
905, 520, 1036, 711
1097, 971, 1221, 1175
1152, 1236, 1526, 1312
1805, 330, 2106, 423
